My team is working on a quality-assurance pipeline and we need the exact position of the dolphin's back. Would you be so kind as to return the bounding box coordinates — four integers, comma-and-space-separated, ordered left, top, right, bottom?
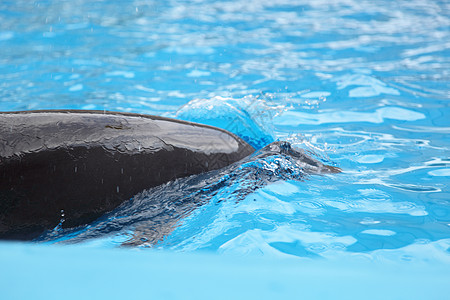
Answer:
0, 110, 255, 240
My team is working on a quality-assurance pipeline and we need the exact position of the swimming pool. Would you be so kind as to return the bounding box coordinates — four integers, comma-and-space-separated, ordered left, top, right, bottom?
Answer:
1, 0, 449, 298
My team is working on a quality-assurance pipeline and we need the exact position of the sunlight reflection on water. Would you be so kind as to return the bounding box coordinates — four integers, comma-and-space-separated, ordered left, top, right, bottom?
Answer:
0, 0, 449, 263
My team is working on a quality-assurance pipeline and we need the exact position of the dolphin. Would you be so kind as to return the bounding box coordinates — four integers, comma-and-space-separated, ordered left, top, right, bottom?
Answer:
0, 110, 255, 240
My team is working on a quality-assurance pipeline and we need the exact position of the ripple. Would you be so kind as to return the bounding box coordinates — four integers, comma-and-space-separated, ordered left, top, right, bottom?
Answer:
106, 71, 135, 79
393, 126, 450, 134
65, 23, 90, 30
358, 188, 391, 201
219, 226, 357, 258
237, 191, 297, 215
387, 183, 441, 193
355, 155, 384, 164
428, 169, 450, 177
68, 84, 83, 92
274, 107, 425, 126
300, 91, 331, 98
0, 31, 14, 41
349, 86, 399, 97
368, 239, 450, 264
296, 200, 325, 210
334, 74, 400, 97
81, 104, 96, 110
324, 198, 427, 216
165, 46, 215, 55
360, 218, 381, 225
306, 243, 328, 253
361, 229, 396, 236
402, 42, 450, 57
264, 181, 300, 196
186, 70, 211, 77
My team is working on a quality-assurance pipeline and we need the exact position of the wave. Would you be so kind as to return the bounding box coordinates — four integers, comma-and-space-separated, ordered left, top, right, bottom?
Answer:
36, 141, 340, 246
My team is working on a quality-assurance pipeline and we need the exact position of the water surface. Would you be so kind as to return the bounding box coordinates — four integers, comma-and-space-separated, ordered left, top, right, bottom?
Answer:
0, 0, 449, 264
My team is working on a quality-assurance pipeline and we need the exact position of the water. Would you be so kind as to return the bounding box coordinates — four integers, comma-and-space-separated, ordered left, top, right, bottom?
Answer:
1, 0, 449, 265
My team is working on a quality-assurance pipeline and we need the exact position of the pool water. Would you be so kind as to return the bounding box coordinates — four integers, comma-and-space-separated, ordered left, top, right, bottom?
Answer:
1, 0, 449, 266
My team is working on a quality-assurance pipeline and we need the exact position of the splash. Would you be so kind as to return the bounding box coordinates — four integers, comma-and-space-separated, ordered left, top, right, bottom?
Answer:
175, 95, 284, 149
36, 142, 339, 247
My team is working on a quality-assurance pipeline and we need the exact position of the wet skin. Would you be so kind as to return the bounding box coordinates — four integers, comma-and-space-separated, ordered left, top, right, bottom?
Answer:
0, 110, 255, 240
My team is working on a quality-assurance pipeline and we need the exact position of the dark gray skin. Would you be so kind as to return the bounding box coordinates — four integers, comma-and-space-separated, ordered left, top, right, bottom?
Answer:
36, 140, 341, 247
0, 110, 255, 240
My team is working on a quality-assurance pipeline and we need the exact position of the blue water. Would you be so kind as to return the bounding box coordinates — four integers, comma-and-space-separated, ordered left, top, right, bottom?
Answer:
1, 0, 449, 265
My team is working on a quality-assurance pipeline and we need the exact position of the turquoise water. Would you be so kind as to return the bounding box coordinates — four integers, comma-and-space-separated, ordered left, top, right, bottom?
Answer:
1, 0, 450, 267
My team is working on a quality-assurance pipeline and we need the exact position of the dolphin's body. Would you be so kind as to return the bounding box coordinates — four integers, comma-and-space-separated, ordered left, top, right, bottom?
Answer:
0, 110, 254, 240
